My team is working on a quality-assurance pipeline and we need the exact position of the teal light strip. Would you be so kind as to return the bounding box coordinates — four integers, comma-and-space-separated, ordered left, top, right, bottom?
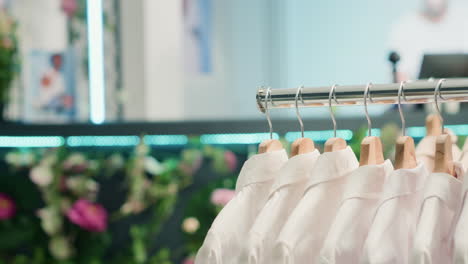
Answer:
406, 126, 425, 139
67, 136, 140, 147
364, 128, 381, 137
200, 133, 279, 145
285, 130, 353, 142
0, 136, 65, 148
144, 135, 188, 145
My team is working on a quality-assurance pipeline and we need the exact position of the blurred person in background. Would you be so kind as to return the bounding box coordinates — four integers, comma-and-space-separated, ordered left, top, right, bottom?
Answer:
388, 0, 468, 82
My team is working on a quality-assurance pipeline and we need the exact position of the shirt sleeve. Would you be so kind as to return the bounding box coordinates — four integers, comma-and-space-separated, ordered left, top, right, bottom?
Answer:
195, 233, 221, 264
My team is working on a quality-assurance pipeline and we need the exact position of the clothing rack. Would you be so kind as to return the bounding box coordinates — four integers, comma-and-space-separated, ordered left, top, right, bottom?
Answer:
256, 78, 468, 113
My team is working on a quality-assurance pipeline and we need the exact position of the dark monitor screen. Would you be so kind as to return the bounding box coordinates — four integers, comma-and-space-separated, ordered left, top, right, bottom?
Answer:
419, 54, 468, 79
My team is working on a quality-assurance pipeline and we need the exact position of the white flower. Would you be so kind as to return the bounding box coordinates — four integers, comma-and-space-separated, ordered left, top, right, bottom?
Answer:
5, 152, 35, 167
37, 207, 62, 235
49, 236, 74, 260
30, 166, 54, 187
182, 217, 200, 234
144, 156, 165, 175
108, 153, 125, 169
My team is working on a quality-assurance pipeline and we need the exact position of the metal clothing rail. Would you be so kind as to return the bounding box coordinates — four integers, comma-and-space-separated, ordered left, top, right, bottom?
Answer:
256, 78, 468, 113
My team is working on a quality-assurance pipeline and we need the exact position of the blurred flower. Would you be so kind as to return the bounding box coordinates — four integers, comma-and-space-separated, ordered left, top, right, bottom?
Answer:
210, 188, 235, 207
5, 151, 35, 167
37, 207, 62, 235
61, 0, 78, 17
0, 193, 15, 220
224, 150, 237, 172
136, 142, 150, 156
182, 217, 199, 234
66, 176, 99, 198
179, 149, 203, 175
63, 153, 88, 173
66, 199, 107, 232
49, 235, 74, 260
30, 165, 54, 187
182, 257, 195, 264
144, 156, 165, 175
108, 153, 125, 169
0, 9, 13, 35
121, 200, 145, 215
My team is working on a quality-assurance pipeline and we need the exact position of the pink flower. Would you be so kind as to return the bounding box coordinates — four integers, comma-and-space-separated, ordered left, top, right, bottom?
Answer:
182, 257, 195, 264
224, 151, 237, 172
0, 193, 16, 220
66, 199, 107, 232
210, 189, 235, 207
61, 0, 78, 17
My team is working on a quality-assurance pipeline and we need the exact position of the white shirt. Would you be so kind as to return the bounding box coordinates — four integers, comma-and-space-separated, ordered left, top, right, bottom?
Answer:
451, 169, 468, 264
273, 147, 359, 264
240, 150, 320, 264
416, 135, 462, 172
411, 162, 465, 264
361, 163, 429, 264
319, 160, 394, 264
458, 140, 468, 172
195, 149, 288, 264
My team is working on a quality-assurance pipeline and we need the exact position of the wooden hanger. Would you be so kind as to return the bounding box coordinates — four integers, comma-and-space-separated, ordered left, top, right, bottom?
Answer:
258, 87, 284, 154
324, 137, 347, 152
425, 114, 443, 136
290, 86, 315, 157
394, 136, 417, 169
360, 136, 385, 166
324, 84, 347, 153
258, 139, 284, 154
432, 79, 455, 176
394, 81, 417, 170
290, 137, 315, 156
360, 83, 385, 166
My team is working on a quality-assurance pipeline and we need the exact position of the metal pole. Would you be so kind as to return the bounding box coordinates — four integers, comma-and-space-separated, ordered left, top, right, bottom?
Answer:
256, 78, 468, 113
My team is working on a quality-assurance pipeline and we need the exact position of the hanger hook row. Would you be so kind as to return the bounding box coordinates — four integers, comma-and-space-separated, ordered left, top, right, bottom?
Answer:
434, 79, 446, 134
329, 84, 339, 137
295, 86, 305, 138
398, 81, 407, 136
364, 82, 373, 137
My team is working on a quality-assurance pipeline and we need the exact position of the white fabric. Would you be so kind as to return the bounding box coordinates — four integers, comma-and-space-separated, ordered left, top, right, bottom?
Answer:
410, 162, 465, 264
195, 149, 288, 264
239, 150, 320, 264
458, 140, 468, 172
452, 168, 468, 264
318, 160, 394, 264
416, 135, 462, 172
361, 163, 429, 264
273, 147, 359, 264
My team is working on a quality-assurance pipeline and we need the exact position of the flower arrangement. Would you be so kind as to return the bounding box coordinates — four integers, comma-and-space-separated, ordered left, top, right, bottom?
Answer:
0, 138, 240, 263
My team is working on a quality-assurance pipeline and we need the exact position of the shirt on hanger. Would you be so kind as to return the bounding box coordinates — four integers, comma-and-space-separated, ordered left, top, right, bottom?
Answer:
416, 133, 462, 172
458, 140, 468, 171
272, 146, 359, 264
451, 169, 468, 264
239, 150, 321, 264
318, 160, 394, 264
360, 163, 429, 264
195, 149, 288, 264
410, 162, 465, 264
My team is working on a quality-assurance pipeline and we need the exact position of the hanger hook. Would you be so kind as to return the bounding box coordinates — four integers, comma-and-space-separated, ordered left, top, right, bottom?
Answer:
295, 86, 305, 138
364, 82, 373, 137
398, 81, 407, 136
434, 79, 446, 133
264, 87, 274, 139
329, 84, 339, 137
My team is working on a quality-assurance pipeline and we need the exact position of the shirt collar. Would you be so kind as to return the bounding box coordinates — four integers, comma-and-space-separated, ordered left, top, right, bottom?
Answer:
422, 162, 465, 212
235, 149, 288, 192
306, 146, 359, 189
270, 149, 320, 193
342, 159, 394, 200
380, 162, 429, 201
